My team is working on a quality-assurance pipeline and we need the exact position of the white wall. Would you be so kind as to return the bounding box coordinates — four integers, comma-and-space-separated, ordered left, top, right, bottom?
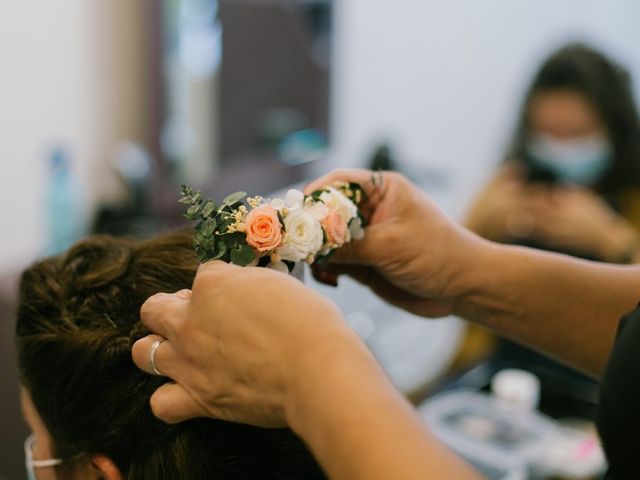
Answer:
0, 2, 93, 269
0, 2, 148, 270
326, 0, 640, 217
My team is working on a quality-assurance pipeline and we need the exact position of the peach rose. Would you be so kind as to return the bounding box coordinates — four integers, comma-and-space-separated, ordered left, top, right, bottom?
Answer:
245, 205, 283, 252
321, 210, 348, 246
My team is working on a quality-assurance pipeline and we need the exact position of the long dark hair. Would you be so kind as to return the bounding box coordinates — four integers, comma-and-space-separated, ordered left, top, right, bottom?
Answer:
508, 42, 640, 192
16, 231, 325, 479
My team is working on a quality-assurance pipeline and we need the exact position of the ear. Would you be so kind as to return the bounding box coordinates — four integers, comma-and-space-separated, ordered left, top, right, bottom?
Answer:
90, 454, 123, 480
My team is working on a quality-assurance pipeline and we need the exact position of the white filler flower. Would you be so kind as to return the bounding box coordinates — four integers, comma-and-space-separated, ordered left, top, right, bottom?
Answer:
320, 187, 358, 223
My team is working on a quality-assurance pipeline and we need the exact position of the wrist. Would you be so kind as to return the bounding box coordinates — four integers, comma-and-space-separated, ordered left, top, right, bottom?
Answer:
445, 229, 498, 304
283, 325, 390, 438
449, 237, 518, 327
283, 320, 482, 480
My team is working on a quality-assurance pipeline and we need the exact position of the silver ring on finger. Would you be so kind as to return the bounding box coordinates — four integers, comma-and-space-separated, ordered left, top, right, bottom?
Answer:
149, 338, 167, 376
371, 170, 384, 189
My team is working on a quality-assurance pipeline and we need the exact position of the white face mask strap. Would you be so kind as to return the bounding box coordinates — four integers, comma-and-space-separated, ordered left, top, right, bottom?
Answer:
29, 458, 65, 468
25, 434, 64, 469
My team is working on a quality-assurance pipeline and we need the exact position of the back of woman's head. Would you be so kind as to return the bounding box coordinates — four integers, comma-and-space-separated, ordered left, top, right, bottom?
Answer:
510, 42, 640, 190
16, 231, 324, 479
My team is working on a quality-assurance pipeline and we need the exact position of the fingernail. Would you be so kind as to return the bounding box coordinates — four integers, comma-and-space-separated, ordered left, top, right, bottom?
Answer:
312, 268, 338, 287
322, 272, 338, 287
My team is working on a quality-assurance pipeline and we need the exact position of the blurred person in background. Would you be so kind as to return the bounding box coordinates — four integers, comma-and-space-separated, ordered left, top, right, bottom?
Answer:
463, 43, 640, 419
465, 43, 640, 264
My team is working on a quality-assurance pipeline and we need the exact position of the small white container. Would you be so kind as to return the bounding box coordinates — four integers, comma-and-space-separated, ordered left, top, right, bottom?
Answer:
491, 369, 541, 412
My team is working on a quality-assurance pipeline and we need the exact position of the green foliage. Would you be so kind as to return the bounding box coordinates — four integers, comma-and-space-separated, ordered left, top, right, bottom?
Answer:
309, 190, 325, 203
180, 186, 244, 262
214, 239, 228, 259
277, 210, 286, 231
230, 243, 255, 266
185, 205, 201, 220
201, 201, 217, 218
220, 191, 247, 210
201, 218, 217, 237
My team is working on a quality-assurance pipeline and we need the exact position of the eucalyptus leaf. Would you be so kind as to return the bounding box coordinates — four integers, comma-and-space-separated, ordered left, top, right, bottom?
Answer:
214, 239, 228, 259
230, 244, 255, 266
195, 231, 206, 244
180, 184, 195, 197
227, 232, 245, 248
197, 250, 212, 263
187, 205, 200, 216
185, 205, 201, 220
221, 191, 247, 209
201, 201, 216, 218
198, 239, 213, 254
201, 218, 217, 237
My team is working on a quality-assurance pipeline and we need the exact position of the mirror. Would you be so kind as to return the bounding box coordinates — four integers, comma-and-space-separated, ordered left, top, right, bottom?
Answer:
160, 0, 333, 194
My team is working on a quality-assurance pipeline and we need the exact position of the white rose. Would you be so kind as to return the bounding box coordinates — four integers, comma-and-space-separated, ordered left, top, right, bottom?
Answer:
320, 188, 358, 223
269, 198, 286, 210
285, 189, 305, 209
278, 208, 324, 262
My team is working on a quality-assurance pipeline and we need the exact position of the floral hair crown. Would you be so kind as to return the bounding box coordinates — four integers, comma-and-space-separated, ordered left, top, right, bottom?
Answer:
179, 182, 366, 273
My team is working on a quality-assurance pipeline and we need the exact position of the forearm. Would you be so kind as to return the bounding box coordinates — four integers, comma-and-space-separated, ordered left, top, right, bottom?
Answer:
454, 240, 640, 377
286, 333, 481, 480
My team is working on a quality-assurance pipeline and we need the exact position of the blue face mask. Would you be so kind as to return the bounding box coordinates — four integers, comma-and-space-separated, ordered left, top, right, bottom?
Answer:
526, 134, 612, 186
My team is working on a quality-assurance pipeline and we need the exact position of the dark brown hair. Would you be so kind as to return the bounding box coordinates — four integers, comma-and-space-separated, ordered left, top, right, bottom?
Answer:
508, 42, 640, 192
15, 231, 325, 479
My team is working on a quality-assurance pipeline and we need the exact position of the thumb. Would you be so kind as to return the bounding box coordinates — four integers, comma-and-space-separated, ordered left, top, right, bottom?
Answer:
331, 223, 385, 265
150, 382, 209, 424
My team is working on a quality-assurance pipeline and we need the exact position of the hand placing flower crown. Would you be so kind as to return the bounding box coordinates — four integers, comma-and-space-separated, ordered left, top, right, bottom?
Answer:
179, 182, 366, 273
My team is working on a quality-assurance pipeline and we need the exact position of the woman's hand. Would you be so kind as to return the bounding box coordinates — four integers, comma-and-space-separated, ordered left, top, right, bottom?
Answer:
525, 186, 640, 262
466, 163, 640, 262
131, 260, 483, 479
132, 256, 482, 480
464, 164, 540, 242
131, 261, 367, 427
306, 169, 485, 318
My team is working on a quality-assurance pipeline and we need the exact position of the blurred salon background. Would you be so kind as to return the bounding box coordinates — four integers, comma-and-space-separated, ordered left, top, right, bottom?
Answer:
2, 1, 640, 479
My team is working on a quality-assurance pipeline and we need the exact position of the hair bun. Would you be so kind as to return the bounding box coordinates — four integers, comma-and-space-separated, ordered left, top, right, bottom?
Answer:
63, 236, 133, 291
